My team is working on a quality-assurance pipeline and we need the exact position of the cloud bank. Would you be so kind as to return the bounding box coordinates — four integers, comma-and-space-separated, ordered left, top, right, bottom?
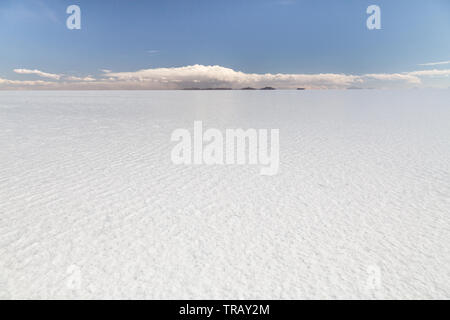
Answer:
1, 64, 450, 90
13, 68, 61, 80
418, 60, 450, 66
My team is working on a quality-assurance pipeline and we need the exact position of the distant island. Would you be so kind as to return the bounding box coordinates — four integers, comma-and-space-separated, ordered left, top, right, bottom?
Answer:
297, 88, 305, 90
182, 87, 232, 90
260, 87, 276, 90
242, 87, 277, 90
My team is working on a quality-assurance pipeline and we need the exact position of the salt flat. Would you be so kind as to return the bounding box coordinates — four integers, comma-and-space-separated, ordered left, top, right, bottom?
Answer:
0, 90, 449, 299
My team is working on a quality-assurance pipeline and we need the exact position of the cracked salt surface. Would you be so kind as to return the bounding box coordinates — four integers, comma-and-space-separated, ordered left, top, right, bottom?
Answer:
0, 90, 449, 299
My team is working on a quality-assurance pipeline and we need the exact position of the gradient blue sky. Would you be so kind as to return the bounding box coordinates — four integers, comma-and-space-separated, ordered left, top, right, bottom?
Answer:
1, 0, 449, 89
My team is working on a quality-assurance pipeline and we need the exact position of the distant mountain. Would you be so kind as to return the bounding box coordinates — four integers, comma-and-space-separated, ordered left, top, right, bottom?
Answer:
182, 87, 232, 90
260, 86, 276, 90
241, 87, 256, 90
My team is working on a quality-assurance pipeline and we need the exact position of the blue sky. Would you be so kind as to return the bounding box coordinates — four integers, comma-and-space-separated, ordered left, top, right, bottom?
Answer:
0, 0, 449, 89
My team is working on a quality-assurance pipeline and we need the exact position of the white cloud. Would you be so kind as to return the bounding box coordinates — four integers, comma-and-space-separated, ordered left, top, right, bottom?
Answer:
363, 73, 421, 84
408, 69, 450, 77
0, 77, 55, 87
65, 76, 96, 82
13, 68, 61, 80
418, 60, 450, 66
